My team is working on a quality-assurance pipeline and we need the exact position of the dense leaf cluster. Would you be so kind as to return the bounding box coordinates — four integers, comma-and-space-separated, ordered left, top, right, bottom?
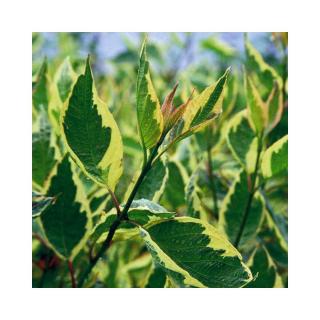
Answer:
32, 33, 288, 288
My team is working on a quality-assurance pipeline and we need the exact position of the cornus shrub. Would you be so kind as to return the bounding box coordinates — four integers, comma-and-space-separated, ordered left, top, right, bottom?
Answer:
32, 33, 288, 288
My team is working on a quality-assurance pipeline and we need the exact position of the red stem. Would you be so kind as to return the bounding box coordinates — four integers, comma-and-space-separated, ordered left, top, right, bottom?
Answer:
67, 260, 77, 288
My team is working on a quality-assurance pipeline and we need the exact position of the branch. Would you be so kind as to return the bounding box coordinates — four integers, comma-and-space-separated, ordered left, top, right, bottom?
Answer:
78, 140, 163, 287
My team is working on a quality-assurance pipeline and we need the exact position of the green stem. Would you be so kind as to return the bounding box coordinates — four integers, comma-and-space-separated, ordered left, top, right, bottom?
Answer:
78, 140, 162, 287
233, 138, 263, 249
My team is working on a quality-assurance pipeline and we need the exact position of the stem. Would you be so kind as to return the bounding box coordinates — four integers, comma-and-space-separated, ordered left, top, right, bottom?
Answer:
78, 140, 163, 287
107, 187, 121, 216
206, 128, 219, 220
67, 260, 77, 288
233, 138, 263, 249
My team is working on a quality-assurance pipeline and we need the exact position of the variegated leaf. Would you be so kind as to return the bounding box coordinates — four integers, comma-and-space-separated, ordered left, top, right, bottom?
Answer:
259, 211, 288, 267
226, 110, 258, 174
32, 58, 48, 112
140, 217, 252, 288
219, 170, 265, 249
246, 245, 283, 288
266, 81, 283, 132
261, 135, 288, 178
32, 113, 57, 190
136, 40, 163, 149
55, 57, 77, 102
245, 73, 268, 134
40, 155, 92, 260
245, 35, 283, 92
124, 158, 168, 203
156, 68, 230, 158
62, 57, 123, 190
92, 199, 175, 244
32, 191, 55, 219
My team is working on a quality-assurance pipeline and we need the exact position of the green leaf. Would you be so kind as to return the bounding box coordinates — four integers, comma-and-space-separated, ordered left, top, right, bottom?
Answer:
62, 57, 123, 190
140, 217, 252, 288
226, 110, 258, 174
160, 68, 230, 155
201, 37, 236, 59
245, 73, 268, 134
32, 116, 57, 189
124, 158, 168, 203
55, 57, 76, 102
246, 245, 283, 288
258, 211, 288, 267
261, 135, 288, 178
145, 265, 167, 288
185, 168, 206, 220
40, 155, 92, 260
92, 199, 175, 244
162, 161, 188, 208
123, 254, 153, 288
32, 191, 55, 219
183, 67, 230, 130
136, 40, 163, 149
136, 158, 168, 202
266, 81, 283, 133
245, 36, 282, 92
219, 170, 265, 249
32, 58, 48, 112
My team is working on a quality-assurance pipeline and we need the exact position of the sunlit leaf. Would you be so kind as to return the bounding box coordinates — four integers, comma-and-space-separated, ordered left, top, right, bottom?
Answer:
245, 35, 282, 92
62, 57, 123, 190
140, 217, 252, 288
136, 40, 163, 149
55, 57, 77, 102
245, 72, 268, 134
92, 199, 175, 244
261, 135, 288, 178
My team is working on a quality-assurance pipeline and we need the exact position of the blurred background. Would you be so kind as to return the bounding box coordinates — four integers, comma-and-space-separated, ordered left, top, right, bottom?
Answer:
33, 32, 285, 77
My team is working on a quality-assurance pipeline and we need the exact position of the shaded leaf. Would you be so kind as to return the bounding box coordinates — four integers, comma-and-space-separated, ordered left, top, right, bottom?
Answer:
40, 156, 91, 260
32, 191, 55, 219
32, 116, 56, 189
226, 110, 258, 173
246, 245, 283, 288
32, 59, 48, 112
219, 170, 265, 249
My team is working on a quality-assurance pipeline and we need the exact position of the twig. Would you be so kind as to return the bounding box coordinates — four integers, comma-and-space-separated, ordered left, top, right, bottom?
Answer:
67, 260, 77, 288
107, 187, 122, 216
234, 137, 263, 249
